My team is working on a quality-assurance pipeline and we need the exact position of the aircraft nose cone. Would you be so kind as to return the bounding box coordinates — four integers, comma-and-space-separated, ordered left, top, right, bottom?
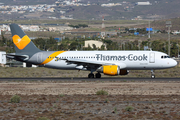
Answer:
172, 60, 177, 67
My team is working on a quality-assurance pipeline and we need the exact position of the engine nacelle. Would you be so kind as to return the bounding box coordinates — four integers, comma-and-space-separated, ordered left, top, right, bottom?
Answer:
101, 65, 120, 76
119, 69, 129, 75
97, 65, 129, 76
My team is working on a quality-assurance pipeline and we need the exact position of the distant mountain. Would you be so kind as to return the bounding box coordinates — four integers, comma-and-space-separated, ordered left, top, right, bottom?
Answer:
64, 0, 180, 20
0, 0, 56, 5
0, 0, 180, 20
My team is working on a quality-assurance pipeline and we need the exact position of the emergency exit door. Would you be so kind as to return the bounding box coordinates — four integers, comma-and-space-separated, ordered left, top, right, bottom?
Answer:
149, 52, 155, 63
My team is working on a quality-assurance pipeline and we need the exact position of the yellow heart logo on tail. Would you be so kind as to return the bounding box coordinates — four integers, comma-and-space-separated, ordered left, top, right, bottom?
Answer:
12, 35, 31, 50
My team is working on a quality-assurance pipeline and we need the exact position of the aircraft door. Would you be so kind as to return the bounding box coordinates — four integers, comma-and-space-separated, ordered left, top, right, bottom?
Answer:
149, 52, 155, 63
37, 53, 43, 63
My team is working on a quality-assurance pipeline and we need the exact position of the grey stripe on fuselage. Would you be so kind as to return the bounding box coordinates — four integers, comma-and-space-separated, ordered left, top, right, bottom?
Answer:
28, 51, 56, 65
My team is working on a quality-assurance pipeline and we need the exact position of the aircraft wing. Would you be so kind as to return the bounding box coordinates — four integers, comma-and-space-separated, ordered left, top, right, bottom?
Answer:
61, 58, 115, 71
63, 58, 115, 66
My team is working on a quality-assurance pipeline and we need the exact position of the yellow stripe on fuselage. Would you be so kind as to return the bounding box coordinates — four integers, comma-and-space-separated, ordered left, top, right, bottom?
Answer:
40, 51, 66, 65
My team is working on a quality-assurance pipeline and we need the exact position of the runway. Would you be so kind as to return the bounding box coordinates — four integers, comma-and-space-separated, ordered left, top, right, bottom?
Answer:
0, 77, 179, 82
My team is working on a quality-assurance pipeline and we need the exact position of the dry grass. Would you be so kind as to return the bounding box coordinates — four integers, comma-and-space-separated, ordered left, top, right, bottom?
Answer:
0, 66, 179, 78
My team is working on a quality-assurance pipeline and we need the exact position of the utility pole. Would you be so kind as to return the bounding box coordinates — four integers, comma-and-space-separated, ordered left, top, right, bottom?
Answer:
101, 16, 105, 39
177, 44, 179, 59
148, 20, 151, 39
166, 21, 172, 56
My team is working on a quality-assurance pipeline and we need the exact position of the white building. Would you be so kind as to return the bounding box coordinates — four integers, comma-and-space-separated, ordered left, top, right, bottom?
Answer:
85, 40, 106, 49
0, 51, 6, 66
29, 25, 40, 31
136, 1, 152, 5
1, 24, 10, 31
20, 25, 40, 31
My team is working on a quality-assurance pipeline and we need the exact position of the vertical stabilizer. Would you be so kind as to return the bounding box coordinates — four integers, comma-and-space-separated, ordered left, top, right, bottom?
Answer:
10, 23, 41, 56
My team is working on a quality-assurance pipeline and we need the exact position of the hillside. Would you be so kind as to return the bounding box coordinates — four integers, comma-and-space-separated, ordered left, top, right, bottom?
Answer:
135, 18, 180, 30
66, 0, 180, 20
0, 0, 180, 20
0, 0, 56, 5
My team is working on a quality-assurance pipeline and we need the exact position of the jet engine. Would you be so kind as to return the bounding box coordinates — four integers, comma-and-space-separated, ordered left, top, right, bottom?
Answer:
119, 69, 129, 75
97, 65, 129, 76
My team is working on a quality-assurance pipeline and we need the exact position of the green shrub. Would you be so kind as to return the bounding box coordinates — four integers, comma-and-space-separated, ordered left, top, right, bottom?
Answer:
10, 95, 21, 103
96, 90, 108, 95
37, 117, 49, 120
114, 107, 117, 113
125, 106, 134, 112
59, 94, 64, 97
105, 98, 110, 103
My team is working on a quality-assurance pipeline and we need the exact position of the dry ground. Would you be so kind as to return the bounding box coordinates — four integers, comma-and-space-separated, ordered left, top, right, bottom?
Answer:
0, 66, 179, 119
0, 66, 180, 78
0, 81, 180, 96
0, 81, 180, 119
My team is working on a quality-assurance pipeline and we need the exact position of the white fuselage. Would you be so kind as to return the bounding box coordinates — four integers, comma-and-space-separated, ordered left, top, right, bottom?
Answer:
43, 51, 177, 70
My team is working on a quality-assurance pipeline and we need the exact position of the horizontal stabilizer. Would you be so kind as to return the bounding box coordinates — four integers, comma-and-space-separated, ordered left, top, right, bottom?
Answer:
6, 53, 29, 61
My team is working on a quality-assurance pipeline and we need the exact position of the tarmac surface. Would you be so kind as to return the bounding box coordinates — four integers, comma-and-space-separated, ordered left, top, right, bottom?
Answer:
0, 77, 179, 81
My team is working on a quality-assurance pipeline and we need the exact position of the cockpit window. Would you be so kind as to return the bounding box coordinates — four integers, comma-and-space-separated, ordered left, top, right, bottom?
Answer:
161, 55, 170, 59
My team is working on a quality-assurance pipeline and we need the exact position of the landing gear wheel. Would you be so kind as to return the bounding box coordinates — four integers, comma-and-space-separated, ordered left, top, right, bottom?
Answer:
151, 75, 155, 79
95, 73, 101, 78
151, 70, 155, 79
88, 73, 94, 78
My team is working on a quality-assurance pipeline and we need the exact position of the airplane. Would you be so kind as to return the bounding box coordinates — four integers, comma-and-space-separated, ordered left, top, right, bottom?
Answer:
7, 23, 177, 78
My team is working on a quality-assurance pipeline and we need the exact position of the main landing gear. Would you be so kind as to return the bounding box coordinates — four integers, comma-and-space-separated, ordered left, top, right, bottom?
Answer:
88, 73, 94, 78
88, 72, 101, 78
151, 70, 155, 79
95, 73, 101, 78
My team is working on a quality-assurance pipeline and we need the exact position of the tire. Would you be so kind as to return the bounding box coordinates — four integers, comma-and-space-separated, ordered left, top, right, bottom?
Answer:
151, 75, 155, 79
88, 73, 94, 78
95, 73, 101, 78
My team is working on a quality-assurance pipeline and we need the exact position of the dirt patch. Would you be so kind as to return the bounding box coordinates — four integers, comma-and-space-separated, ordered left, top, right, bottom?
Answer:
0, 82, 180, 95
0, 81, 179, 119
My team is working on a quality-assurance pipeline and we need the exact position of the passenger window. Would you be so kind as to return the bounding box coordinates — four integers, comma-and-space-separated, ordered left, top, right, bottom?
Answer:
161, 56, 163, 59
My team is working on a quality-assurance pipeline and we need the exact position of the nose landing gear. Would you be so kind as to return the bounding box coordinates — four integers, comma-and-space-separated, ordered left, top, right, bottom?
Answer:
151, 70, 155, 79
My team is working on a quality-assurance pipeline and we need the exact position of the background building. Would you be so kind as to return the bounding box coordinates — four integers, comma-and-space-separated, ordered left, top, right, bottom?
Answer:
84, 40, 106, 49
